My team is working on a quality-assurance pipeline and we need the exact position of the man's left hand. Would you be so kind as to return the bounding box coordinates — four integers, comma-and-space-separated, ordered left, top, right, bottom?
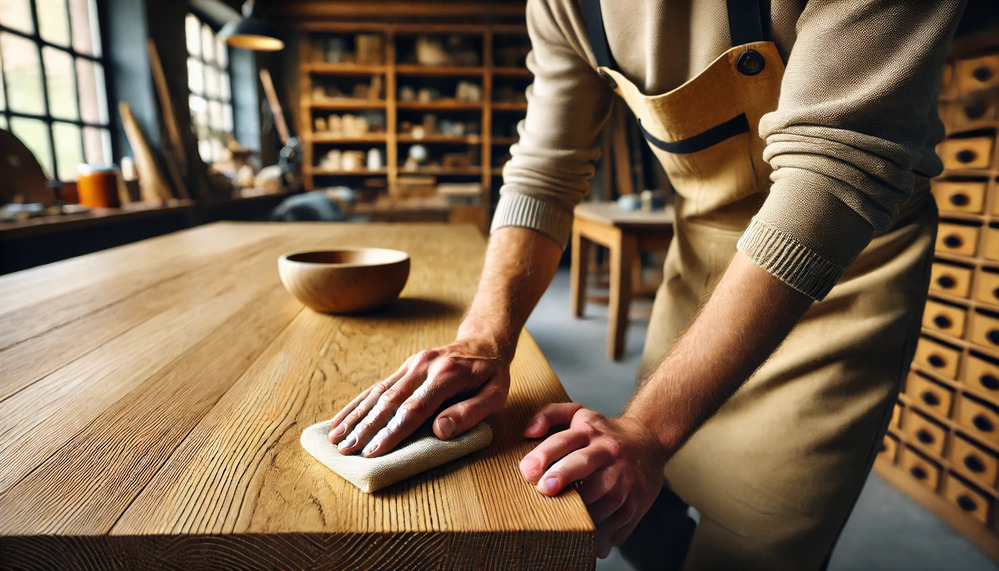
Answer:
519, 403, 670, 558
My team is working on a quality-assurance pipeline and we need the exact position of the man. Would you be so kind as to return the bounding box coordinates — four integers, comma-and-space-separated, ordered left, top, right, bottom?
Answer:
328, 1, 966, 567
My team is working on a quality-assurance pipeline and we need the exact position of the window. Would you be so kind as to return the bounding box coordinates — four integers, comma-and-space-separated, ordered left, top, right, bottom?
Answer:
186, 13, 233, 165
0, 0, 111, 181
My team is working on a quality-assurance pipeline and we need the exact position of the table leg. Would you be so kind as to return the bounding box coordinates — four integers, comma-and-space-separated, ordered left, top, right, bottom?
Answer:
570, 225, 590, 318
608, 230, 635, 361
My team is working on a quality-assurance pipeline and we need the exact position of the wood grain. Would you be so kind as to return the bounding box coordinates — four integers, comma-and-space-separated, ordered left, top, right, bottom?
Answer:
0, 222, 595, 570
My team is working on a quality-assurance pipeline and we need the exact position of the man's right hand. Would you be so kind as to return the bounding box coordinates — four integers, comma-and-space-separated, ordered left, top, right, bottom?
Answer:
327, 338, 511, 458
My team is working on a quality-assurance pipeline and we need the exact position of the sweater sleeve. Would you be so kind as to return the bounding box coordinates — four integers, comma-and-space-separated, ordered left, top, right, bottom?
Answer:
737, 0, 965, 300
490, 0, 613, 248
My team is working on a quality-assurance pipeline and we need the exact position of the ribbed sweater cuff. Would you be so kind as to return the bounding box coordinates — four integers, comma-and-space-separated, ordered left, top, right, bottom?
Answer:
490, 193, 574, 249
737, 219, 845, 301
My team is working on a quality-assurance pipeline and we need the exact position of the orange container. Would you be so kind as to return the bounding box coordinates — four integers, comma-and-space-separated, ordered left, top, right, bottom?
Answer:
76, 165, 120, 209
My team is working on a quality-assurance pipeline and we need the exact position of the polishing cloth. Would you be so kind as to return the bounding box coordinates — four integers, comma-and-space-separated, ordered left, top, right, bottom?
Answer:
301, 419, 493, 493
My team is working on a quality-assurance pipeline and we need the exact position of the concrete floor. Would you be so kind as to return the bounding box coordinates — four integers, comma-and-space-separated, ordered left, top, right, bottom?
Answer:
524, 268, 994, 571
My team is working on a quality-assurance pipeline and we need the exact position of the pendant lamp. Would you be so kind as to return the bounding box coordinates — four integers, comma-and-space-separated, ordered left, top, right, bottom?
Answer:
220, 0, 284, 52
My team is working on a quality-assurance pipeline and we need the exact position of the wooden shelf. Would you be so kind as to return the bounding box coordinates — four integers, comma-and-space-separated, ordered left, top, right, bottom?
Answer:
397, 135, 482, 144
303, 63, 387, 75
310, 168, 389, 176
493, 67, 532, 77
310, 135, 388, 144
492, 102, 528, 112
309, 99, 387, 110
399, 167, 483, 176
396, 101, 483, 111
395, 64, 484, 76
492, 137, 517, 145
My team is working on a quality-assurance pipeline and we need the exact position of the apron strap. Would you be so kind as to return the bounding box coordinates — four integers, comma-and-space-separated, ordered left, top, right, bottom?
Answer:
581, 0, 614, 68
727, 0, 770, 46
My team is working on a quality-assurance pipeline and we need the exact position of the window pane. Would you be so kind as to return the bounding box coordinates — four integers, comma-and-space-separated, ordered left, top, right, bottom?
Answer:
69, 0, 102, 57
76, 57, 107, 124
205, 63, 219, 98
82, 125, 110, 164
0, 49, 5, 111
0, 115, 7, 130
211, 138, 223, 163
1, 33, 45, 115
0, 0, 35, 35
198, 138, 211, 163
10, 117, 53, 179
187, 57, 203, 95
185, 14, 201, 58
189, 94, 207, 136
52, 121, 83, 180
209, 99, 222, 130
222, 102, 233, 133
37, 0, 71, 47
201, 23, 214, 62
215, 36, 227, 68
220, 70, 230, 101
44, 47, 79, 120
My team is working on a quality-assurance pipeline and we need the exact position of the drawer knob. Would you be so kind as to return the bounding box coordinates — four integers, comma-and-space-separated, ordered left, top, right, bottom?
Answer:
964, 454, 986, 473
980, 374, 999, 391
915, 429, 935, 444
988, 330, 999, 345
927, 354, 946, 368
942, 235, 963, 248
949, 193, 970, 207
909, 466, 927, 480
992, 287, 999, 301
920, 391, 940, 406
973, 414, 995, 432
972, 64, 994, 82
964, 99, 987, 120
957, 494, 978, 512
936, 275, 956, 289
955, 149, 977, 164
933, 314, 952, 329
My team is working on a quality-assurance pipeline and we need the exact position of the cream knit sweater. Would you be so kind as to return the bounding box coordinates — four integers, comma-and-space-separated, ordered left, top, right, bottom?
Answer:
491, 0, 966, 299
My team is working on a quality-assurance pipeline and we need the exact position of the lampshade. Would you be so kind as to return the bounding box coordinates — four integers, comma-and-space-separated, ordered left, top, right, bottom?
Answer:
220, 0, 284, 52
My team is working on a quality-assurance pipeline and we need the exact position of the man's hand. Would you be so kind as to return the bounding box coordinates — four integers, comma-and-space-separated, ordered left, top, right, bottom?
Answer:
520, 403, 669, 558
328, 338, 510, 457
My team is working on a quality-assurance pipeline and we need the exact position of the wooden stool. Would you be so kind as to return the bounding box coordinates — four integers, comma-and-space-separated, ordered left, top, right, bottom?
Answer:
571, 201, 675, 360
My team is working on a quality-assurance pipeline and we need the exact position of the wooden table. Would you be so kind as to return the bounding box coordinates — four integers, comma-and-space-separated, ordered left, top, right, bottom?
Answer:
0, 222, 594, 569
571, 202, 674, 361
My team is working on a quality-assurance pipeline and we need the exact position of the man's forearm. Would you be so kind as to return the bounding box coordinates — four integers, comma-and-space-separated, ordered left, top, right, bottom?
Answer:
624, 252, 814, 454
456, 225, 564, 362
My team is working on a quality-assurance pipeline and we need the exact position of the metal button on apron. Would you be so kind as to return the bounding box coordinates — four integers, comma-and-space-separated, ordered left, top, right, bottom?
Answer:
736, 50, 765, 75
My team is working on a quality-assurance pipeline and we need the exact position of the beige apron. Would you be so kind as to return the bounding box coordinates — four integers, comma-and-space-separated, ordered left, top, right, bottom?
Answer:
582, 1, 937, 569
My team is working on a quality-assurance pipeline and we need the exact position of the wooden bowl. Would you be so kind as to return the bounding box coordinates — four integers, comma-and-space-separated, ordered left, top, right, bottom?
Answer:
278, 248, 410, 314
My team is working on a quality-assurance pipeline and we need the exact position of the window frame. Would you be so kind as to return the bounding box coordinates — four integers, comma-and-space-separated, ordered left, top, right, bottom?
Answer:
185, 10, 234, 166
0, 0, 114, 181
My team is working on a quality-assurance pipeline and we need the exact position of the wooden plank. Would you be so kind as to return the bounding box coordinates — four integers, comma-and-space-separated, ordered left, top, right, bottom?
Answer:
147, 40, 191, 200
0, 222, 594, 569
119, 101, 174, 202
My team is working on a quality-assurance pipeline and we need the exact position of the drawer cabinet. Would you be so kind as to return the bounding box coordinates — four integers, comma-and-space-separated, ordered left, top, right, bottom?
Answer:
950, 434, 999, 489
930, 262, 973, 298
943, 474, 993, 525
922, 300, 967, 338
958, 395, 999, 447
939, 137, 994, 170
932, 180, 986, 214
903, 408, 948, 457
986, 228, 999, 262
955, 54, 999, 93
944, 98, 998, 129
905, 374, 954, 419
881, 433, 899, 463
963, 354, 999, 399
899, 446, 942, 492
913, 337, 961, 379
969, 311, 999, 351
936, 223, 981, 257
975, 271, 999, 307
